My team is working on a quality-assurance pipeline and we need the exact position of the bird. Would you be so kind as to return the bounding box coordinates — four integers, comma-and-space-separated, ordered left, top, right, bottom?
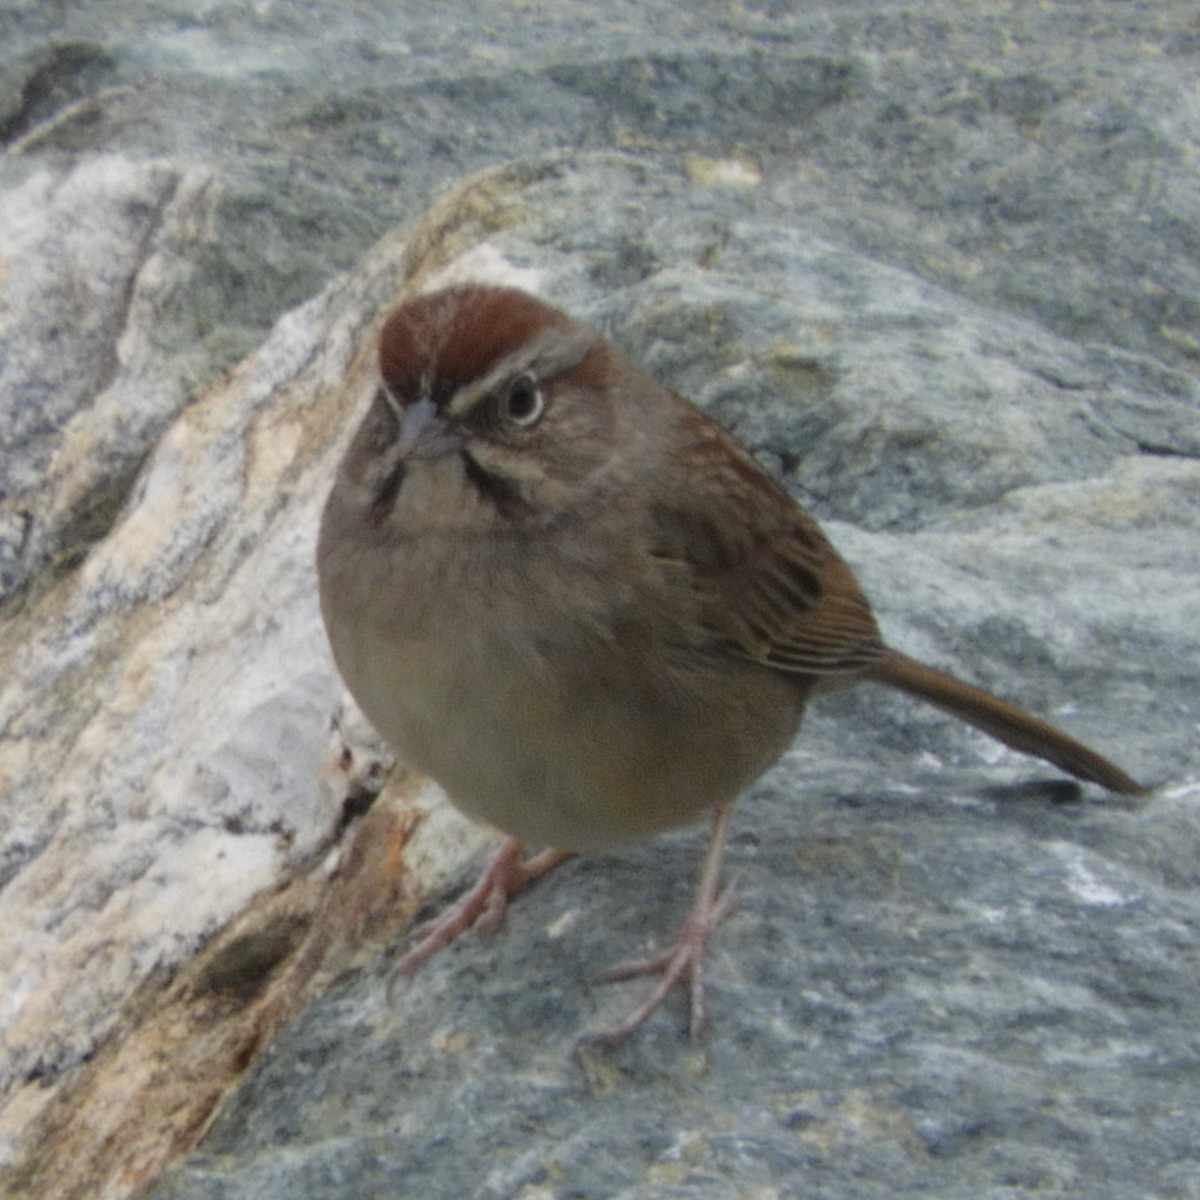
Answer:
316, 283, 1145, 1042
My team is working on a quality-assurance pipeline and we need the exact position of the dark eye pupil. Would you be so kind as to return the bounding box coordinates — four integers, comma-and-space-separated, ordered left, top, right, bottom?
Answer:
506, 376, 542, 423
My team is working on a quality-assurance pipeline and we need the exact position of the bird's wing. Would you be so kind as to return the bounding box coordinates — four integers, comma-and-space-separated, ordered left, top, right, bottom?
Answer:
644, 408, 886, 676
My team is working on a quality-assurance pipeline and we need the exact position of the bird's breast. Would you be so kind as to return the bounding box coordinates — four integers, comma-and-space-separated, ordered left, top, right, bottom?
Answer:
320, 526, 808, 850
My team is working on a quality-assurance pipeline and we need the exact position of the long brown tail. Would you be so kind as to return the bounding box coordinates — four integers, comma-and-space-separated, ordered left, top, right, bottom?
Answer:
868, 649, 1146, 796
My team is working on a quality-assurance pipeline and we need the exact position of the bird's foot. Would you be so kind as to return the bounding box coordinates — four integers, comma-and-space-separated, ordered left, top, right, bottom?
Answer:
389, 838, 573, 988
591, 880, 737, 1044
589, 803, 739, 1044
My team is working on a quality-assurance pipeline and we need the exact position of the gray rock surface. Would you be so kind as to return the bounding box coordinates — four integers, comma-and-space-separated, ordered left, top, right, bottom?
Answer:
0, 3, 1196, 1199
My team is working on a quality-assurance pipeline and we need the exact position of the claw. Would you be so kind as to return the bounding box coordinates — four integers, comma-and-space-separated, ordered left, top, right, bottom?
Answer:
590, 805, 739, 1044
388, 839, 573, 991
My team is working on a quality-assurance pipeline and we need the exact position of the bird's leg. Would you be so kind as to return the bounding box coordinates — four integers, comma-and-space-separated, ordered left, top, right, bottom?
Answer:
592, 804, 738, 1044
390, 838, 574, 985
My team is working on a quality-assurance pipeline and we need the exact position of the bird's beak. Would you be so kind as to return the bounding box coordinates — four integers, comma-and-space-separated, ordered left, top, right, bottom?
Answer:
386, 392, 462, 460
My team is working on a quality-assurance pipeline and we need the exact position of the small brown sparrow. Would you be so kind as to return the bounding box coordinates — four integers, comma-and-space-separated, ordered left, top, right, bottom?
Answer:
317, 284, 1145, 1043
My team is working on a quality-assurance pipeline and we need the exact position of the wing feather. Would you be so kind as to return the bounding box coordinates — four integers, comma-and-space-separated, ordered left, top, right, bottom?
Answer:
646, 409, 885, 677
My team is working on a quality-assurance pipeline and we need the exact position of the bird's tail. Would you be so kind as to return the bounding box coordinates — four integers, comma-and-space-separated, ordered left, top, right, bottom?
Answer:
868, 649, 1146, 796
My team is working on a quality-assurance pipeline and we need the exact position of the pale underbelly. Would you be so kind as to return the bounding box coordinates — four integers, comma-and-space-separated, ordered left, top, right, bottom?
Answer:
339, 625, 807, 851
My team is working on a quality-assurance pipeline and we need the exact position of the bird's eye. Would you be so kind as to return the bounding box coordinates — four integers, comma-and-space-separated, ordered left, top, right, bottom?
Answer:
498, 374, 545, 427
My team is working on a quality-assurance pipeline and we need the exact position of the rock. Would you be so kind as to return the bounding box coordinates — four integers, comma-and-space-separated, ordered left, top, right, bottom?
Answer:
0, 157, 217, 603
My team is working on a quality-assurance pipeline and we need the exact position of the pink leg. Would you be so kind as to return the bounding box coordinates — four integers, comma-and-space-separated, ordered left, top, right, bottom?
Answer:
389, 838, 573, 986
592, 804, 738, 1044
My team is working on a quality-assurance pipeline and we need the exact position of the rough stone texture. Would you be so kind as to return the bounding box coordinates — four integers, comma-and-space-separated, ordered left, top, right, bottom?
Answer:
0, 3, 1197, 1199
0, 157, 219, 603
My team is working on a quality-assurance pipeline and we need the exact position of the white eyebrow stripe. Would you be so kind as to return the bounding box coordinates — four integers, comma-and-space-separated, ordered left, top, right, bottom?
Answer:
446, 377, 490, 418
441, 325, 595, 420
